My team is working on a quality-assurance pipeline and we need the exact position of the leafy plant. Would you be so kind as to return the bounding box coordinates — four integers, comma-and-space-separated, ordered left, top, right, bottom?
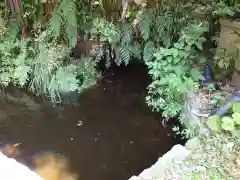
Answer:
0, 0, 239, 108
206, 115, 222, 132
146, 22, 208, 118
206, 102, 240, 135
0, 28, 98, 103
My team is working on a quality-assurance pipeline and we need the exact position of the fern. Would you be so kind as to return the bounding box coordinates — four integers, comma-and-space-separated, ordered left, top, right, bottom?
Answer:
120, 45, 132, 65
48, 0, 77, 46
0, 39, 31, 87
91, 18, 121, 44
76, 58, 98, 93
121, 23, 133, 44
155, 14, 174, 47
48, 7, 62, 38
143, 41, 155, 62
138, 9, 155, 41
29, 32, 68, 98
60, 0, 77, 46
13, 65, 31, 87
48, 65, 79, 102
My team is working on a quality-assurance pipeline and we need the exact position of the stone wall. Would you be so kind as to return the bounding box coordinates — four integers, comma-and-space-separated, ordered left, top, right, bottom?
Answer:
128, 145, 191, 180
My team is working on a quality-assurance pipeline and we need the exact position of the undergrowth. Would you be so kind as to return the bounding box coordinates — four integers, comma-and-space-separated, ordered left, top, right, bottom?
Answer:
0, 19, 98, 103
183, 134, 240, 179
0, 0, 240, 115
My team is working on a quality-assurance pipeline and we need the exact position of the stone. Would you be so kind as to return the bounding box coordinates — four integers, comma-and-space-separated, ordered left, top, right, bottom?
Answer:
128, 145, 190, 180
0, 152, 43, 180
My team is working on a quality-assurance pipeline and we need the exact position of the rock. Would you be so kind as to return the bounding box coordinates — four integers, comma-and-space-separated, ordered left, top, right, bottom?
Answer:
0, 152, 43, 180
128, 176, 140, 180
128, 145, 190, 180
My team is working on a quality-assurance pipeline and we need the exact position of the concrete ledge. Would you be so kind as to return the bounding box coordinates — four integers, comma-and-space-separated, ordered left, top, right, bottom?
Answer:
0, 144, 193, 180
129, 144, 190, 180
0, 152, 43, 180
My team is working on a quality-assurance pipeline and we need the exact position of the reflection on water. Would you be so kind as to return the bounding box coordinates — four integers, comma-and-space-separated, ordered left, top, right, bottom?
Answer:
0, 64, 184, 180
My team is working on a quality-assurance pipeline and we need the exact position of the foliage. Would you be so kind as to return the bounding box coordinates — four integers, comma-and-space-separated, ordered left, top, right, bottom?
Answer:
213, 48, 235, 80
146, 22, 207, 118
181, 134, 240, 179
206, 102, 240, 136
146, 133, 240, 179
0, 0, 239, 109
48, 0, 78, 46
0, 26, 98, 103
192, 0, 240, 19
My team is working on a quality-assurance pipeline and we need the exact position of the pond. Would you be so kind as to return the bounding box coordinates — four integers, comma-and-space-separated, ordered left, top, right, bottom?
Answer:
0, 63, 184, 180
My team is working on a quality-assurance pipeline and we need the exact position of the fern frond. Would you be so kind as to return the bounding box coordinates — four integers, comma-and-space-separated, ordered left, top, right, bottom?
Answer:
91, 18, 121, 44
48, 7, 62, 38
120, 45, 132, 65
121, 23, 133, 44
155, 14, 173, 47
139, 9, 155, 41
143, 41, 155, 62
13, 65, 31, 87
60, 0, 77, 46
47, 0, 77, 46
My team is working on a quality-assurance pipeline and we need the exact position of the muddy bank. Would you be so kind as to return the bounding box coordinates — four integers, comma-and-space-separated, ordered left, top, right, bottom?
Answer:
0, 63, 184, 180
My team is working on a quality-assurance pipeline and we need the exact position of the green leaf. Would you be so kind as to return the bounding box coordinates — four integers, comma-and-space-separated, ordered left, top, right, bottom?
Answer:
166, 56, 173, 63
121, 23, 133, 44
173, 57, 181, 64
221, 116, 235, 131
189, 68, 204, 80
172, 48, 179, 58
14, 65, 31, 87
174, 42, 184, 49
139, 10, 154, 41
143, 41, 155, 62
120, 45, 132, 65
232, 102, 240, 113
195, 41, 203, 50
232, 112, 240, 125
206, 115, 222, 132
48, 8, 62, 38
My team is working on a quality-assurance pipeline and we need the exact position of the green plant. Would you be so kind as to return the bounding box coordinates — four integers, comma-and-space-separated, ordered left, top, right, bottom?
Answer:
47, 0, 78, 47
0, 0, 239, 106
206, 102, 240, 136
178, 133, 240, 180
146, 22, 207, 118
0, 28, 98, 103
183, 167, 232, 180
213, 48, 236, 80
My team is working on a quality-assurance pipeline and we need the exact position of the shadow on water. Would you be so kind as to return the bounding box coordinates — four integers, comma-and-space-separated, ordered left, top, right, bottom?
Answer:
0, 63, 184, 180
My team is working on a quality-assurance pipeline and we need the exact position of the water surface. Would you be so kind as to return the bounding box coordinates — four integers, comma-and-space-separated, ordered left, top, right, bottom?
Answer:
0, 64, 183, 180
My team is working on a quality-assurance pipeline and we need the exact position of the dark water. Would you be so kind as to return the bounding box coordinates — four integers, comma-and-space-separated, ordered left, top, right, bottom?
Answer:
0, 64, 183, 180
